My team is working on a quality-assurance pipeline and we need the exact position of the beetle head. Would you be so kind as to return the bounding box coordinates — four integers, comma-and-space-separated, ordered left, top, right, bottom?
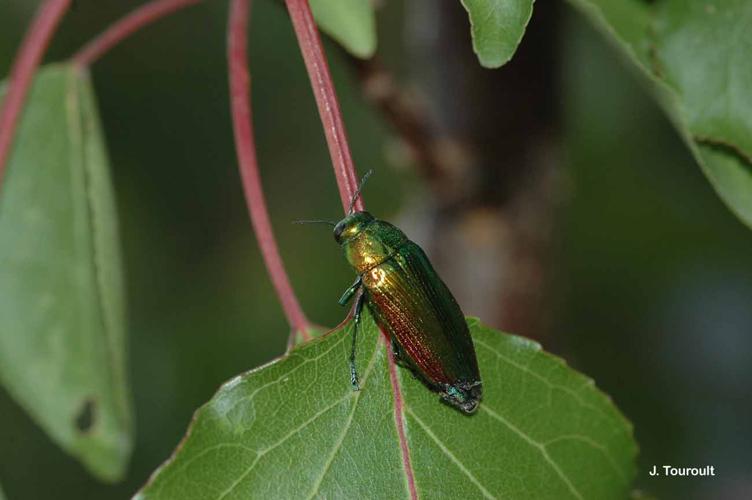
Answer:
334, 211, 374, 244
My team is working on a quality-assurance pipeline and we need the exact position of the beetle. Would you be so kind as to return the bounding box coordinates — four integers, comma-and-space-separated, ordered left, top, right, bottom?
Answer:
300, 171, 482, 413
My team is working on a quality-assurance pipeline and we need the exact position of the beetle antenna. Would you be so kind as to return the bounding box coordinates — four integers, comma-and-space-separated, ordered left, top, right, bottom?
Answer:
347, 169, 374, 215
293, 219, 337, 226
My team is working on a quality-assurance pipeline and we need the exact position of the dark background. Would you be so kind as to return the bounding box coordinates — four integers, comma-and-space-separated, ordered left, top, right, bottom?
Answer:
1, 1, 751, 499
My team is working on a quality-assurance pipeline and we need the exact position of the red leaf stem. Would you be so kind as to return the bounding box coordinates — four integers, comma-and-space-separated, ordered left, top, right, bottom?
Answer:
0, 0, 71, 189
228, 0, 311, 338
284, 2, 416, 494
72, 0, 202, 68
283, 0, 363, 213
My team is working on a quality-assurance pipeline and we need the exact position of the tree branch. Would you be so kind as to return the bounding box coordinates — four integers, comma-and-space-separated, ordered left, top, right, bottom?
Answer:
0, 0, 72, 189
228, 0, 311, 338
343, 54, 477, 208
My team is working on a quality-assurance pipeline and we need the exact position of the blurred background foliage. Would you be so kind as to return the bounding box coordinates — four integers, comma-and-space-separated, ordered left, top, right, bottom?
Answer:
0, 1, 750, 499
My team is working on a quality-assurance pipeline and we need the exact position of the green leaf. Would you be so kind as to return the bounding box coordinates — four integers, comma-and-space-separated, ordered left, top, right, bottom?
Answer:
138, 313, 636, 498
311, 0, 377, 58
566, 0, 752, 228
460, 0, 536, 68
0, 64, 132, 481
290, 325, 327, 347
656, 1, 752, 161
0, 483, 5, 500
693, 143, 752, 225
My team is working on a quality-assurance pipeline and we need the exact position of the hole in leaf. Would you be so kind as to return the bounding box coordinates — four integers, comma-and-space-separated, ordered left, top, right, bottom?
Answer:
75, 398, 96, 433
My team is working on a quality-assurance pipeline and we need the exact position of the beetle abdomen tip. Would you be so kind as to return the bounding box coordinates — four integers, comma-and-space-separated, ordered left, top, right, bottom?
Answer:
443, 380, 482, 414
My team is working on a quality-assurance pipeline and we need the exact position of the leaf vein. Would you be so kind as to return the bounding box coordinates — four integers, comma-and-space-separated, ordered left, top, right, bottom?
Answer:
480, 405, 583, 499
407, 408, 495, 500
474, 339, 614, 424
215, 394, 349, 499
543, 434, 626, 482
223, 330, 351, 419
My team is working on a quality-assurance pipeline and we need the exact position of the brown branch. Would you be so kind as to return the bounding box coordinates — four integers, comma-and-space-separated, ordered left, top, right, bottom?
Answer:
347, 56, 445, 182
344, 55, 477, 208
0, 0, 72, 189
228, 0, 311, 337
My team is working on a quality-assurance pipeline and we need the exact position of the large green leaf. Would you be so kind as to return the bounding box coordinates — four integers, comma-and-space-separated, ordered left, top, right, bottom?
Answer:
138, 313, 636, 499
311, 0, 376, 58
655, 1, 752, 161
460, 0, 536, 68
566, 0, 752, 228
0, 64, 131, 481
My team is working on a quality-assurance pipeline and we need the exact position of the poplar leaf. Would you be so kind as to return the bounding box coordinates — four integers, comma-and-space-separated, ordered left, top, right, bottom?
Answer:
460, 0, 536, 68
138, 313, 636, 499
0, 64, 132, 481
311, 0, 377, 58
566, 0, 752, 228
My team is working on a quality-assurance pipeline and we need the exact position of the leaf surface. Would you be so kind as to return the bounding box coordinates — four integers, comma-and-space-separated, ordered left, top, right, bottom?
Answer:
138, 313, 636, 499
0, 64, 131, 481
460, 0, 536, 68
567, 0, 752, 228
311, 0, 377, 58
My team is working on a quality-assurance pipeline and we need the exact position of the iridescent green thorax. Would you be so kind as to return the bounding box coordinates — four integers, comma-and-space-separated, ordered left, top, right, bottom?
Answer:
335, 211, 408, 274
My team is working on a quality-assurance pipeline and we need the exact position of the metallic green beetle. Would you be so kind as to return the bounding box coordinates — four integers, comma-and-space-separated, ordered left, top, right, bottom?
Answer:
332, 173, 482, 414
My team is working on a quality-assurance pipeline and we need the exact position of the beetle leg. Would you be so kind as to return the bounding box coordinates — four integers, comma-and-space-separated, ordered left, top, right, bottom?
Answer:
338, 276, 362, 306
390, 337, 407, 367
350, 292, 365, 391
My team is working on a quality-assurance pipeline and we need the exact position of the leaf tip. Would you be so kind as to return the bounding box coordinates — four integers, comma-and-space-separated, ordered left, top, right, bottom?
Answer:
460, 0, 536, 69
